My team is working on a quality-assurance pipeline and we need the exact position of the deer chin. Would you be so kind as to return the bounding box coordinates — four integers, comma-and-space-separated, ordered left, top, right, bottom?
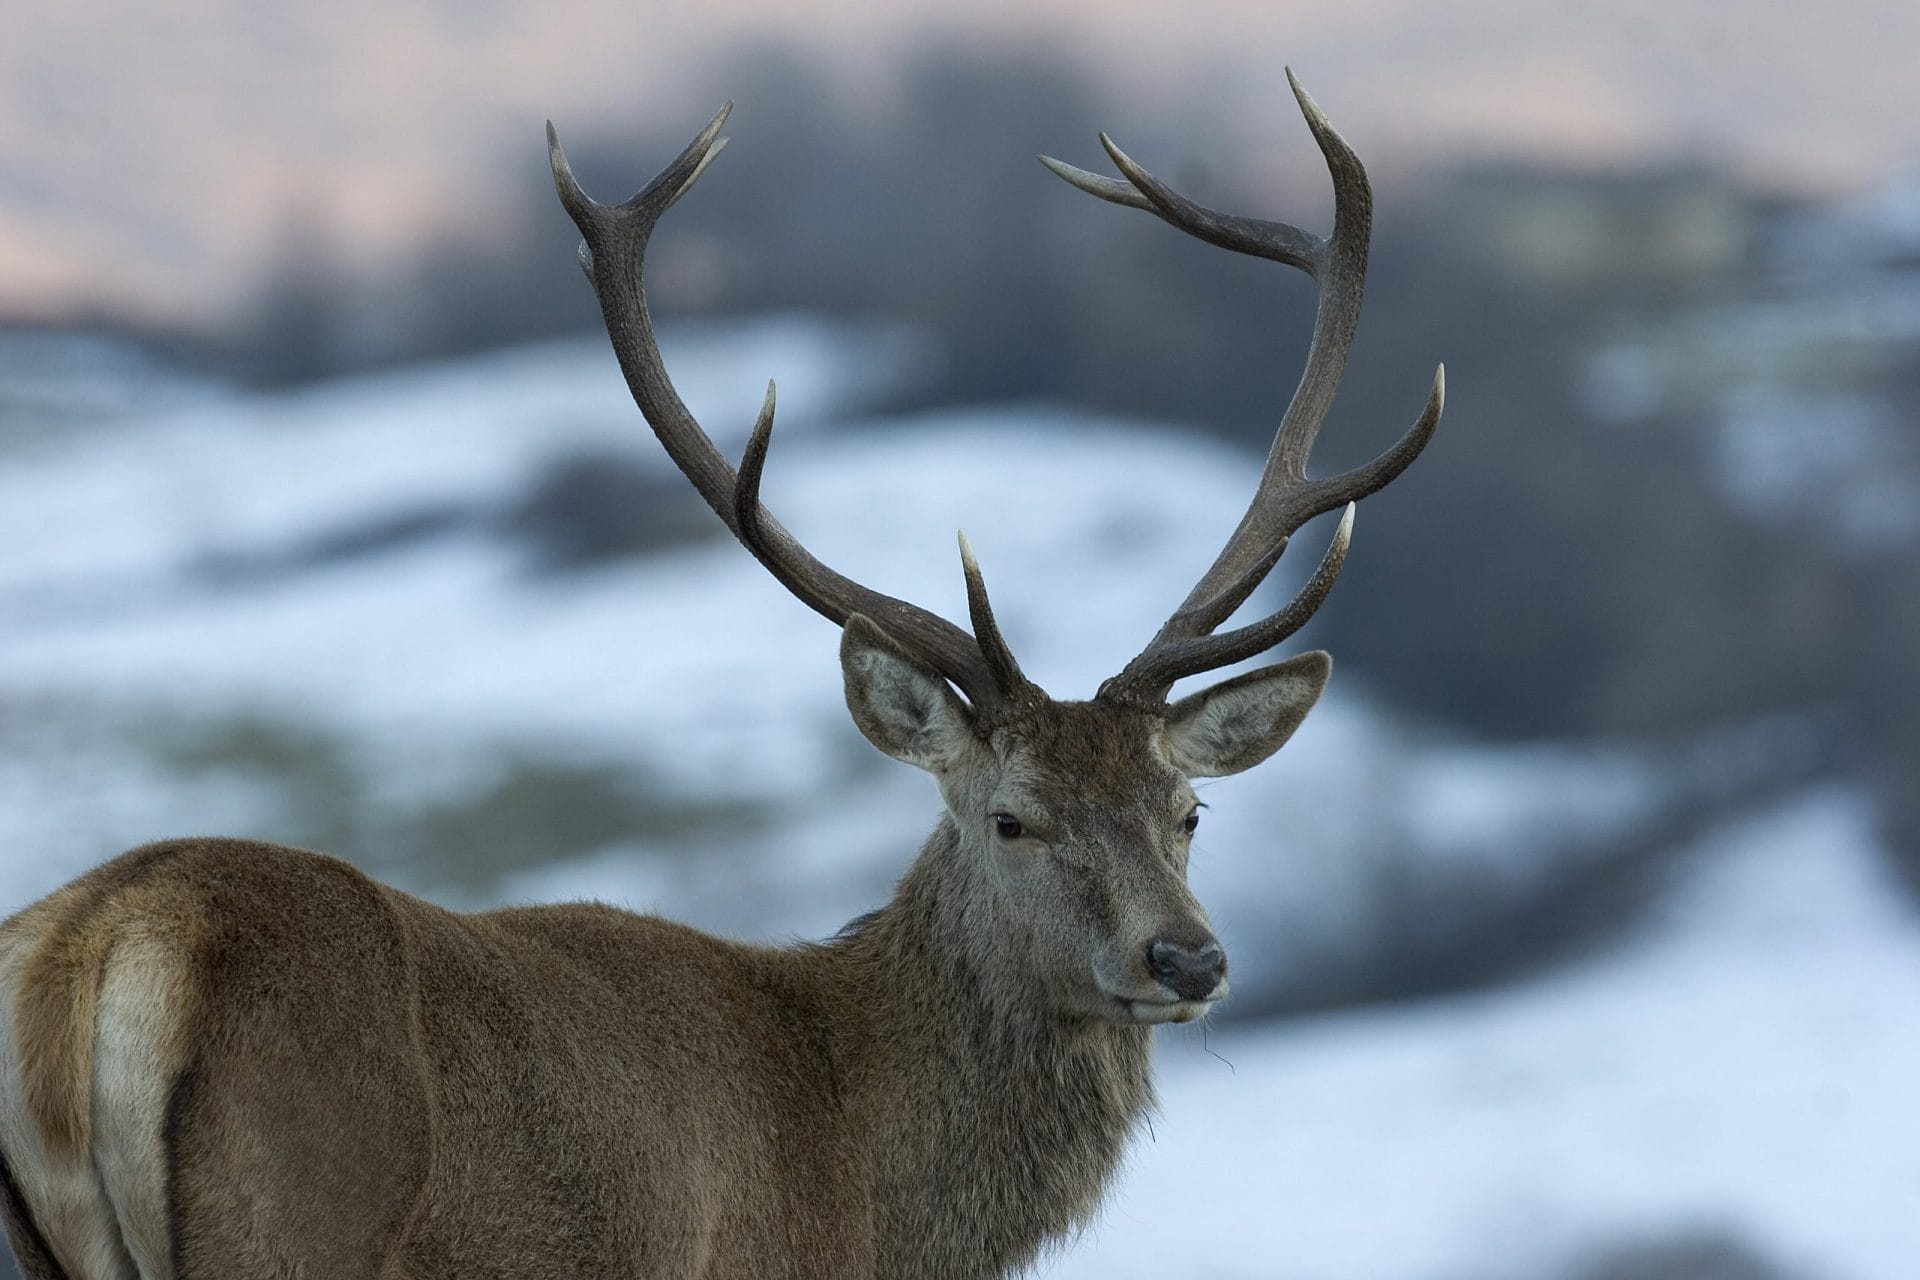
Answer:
1120, 997, 1216, 1026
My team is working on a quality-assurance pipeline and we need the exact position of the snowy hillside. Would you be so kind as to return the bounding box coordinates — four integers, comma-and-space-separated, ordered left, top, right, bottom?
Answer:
2, 321, 1914, 1278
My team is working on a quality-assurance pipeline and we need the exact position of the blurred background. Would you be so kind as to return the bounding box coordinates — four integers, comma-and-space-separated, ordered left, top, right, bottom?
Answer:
3, 2, 1918, 1277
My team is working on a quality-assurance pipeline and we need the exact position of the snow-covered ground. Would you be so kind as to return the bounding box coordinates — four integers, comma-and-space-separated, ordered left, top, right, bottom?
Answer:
2, 321, 1914, 1278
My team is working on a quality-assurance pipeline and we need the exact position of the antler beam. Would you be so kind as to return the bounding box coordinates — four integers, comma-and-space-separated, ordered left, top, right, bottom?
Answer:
548, 108, 1035, 717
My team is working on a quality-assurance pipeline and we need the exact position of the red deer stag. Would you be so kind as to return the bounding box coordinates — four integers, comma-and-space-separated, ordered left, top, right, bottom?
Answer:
0, 71, 1440, 1279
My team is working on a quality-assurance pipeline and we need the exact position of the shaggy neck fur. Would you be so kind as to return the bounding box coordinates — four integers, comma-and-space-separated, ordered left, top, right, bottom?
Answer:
827, 817, 1155, 1278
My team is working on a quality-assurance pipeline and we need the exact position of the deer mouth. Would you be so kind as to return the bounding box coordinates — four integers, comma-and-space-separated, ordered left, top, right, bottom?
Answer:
1122, 997, 1216, 1025
1103, 977, 1228, 1025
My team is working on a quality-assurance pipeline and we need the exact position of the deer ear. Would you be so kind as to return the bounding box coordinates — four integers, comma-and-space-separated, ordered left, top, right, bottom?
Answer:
841, 615, 977, 772
1163, 651, 1331, 778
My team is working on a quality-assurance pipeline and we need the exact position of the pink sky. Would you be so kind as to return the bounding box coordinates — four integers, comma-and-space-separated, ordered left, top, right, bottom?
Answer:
3, 0, 1914, 329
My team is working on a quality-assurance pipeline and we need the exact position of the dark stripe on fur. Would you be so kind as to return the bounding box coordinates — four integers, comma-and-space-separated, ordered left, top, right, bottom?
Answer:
162, 1064, 200, 1280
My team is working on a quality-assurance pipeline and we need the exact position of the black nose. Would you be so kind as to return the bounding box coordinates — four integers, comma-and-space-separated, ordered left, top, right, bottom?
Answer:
1145, 938, 1227, 1002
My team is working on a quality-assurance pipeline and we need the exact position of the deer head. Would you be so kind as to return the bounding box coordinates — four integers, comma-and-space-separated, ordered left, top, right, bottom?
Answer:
547, 70, 1443, 1028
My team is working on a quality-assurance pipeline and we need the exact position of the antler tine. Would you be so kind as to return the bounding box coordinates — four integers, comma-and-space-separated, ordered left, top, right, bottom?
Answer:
1098, 506, 1352, 701
1050, 71, 1443, 703
552, 110, 1011, 715
957, 532, 1039, 706
1036, 146, 1321, 272
548, 105, 730, 239
731, 379, 836, 617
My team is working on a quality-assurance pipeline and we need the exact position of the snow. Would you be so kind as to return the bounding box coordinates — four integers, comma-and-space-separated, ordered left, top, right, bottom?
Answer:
1706, 389, 1919, 553
0, 314, 921, 604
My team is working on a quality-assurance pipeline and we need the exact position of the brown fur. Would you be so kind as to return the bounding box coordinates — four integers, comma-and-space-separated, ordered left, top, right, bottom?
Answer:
0, 638, 1326, 1279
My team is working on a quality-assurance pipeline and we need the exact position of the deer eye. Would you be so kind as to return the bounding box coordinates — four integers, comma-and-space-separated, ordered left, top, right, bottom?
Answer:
991, 813, 1025, 841
1182, 807, 1201, 836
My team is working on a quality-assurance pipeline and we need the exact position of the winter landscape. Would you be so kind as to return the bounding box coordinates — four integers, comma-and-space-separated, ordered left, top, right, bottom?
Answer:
7, 7, 1920, 1276
3, 311, 1916, 1279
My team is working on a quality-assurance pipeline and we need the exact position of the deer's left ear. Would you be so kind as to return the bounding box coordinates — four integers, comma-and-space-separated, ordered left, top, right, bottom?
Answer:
1162, 651, 1330, 778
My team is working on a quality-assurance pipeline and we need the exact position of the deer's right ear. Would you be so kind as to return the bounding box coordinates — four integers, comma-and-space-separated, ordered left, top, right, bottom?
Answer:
841, 615, 978, 771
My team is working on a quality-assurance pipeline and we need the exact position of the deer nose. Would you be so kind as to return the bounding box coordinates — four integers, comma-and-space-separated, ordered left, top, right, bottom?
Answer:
1145, 938, 1227, 1002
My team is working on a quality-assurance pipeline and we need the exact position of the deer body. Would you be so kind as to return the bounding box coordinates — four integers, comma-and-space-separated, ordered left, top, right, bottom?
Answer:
1, 827, 1150, 1279
2, 72, 1441, 1279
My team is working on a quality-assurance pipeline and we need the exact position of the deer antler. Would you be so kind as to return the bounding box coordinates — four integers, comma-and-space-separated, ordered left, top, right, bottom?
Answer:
548, 107, 1038, 718
1042, 70, 1444, 704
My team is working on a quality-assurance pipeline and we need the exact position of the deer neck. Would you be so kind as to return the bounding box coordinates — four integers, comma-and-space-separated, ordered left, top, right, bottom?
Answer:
830, 817, 1155, 1274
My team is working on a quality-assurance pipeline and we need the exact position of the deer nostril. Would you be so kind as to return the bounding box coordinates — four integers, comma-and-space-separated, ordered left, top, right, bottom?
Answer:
1145, 938, 1227, 1001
